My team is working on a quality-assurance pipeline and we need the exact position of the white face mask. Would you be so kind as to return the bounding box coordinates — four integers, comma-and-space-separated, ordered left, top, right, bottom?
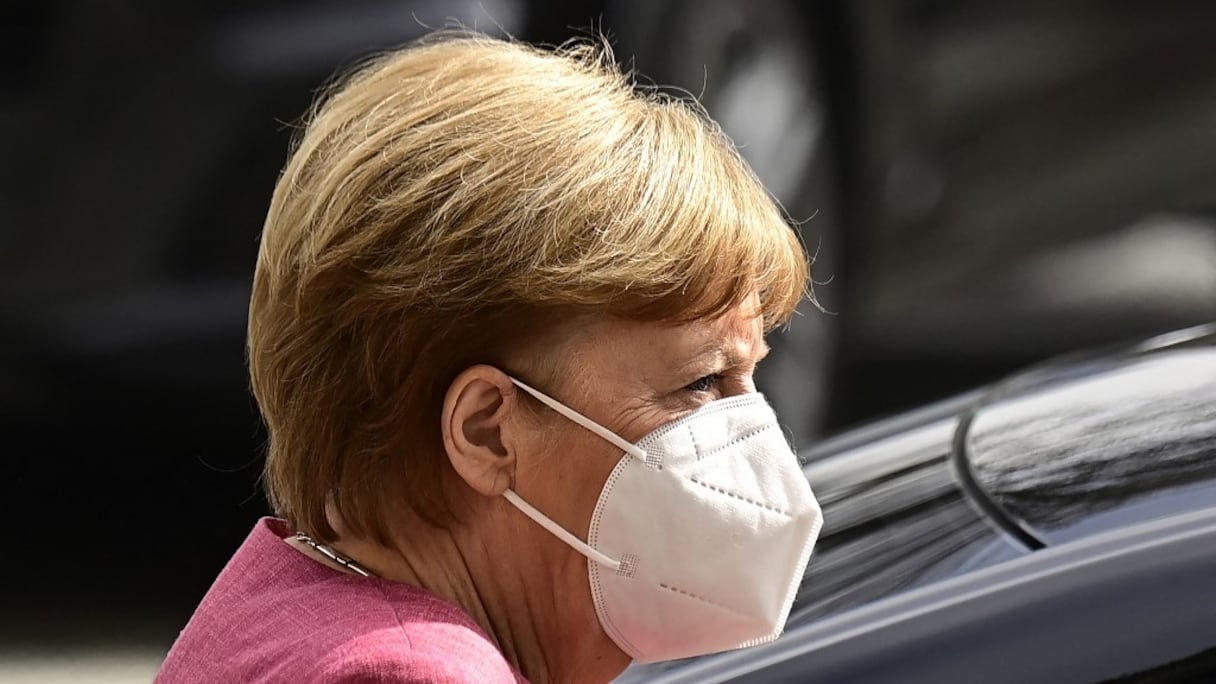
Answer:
503, 377, 823, 663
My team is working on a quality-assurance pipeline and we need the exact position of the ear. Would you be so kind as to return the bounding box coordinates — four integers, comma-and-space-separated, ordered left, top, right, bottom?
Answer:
442, 364, 520, 497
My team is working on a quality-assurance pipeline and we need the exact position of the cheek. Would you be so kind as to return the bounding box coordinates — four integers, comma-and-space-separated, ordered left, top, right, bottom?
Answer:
737, 373, 758, 395
518, 421, 627, 539
613, 401, 685, 444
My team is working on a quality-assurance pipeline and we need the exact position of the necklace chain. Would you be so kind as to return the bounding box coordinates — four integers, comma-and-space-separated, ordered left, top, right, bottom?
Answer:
293, 531, 374, 577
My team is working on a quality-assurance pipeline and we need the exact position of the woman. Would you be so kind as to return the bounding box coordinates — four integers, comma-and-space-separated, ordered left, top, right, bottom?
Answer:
158, 31, 822, 684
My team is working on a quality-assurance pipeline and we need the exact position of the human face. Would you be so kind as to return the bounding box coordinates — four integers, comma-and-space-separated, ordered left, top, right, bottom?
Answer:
506, 293, 771, 564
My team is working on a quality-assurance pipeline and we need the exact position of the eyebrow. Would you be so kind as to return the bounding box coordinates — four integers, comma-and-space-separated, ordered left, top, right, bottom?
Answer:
677, 336, 770, 375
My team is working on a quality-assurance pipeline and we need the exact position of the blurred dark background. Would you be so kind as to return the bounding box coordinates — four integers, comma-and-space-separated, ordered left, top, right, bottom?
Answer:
3, 0, 1214, 679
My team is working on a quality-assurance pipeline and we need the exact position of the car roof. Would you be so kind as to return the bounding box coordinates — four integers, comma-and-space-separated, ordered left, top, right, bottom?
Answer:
957, 324, 1216, 545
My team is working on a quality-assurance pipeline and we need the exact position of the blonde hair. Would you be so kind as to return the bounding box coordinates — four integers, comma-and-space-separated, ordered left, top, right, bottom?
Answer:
249, 32, 809, 543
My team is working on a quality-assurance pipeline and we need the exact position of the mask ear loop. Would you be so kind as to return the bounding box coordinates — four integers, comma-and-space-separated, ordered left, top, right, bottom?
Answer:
502, 490, 621, 571
508, 377, 647, 461
502, 376, 647, 572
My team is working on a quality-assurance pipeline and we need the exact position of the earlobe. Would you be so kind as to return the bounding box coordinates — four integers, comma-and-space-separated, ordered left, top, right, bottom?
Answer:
442, 365, 519, 497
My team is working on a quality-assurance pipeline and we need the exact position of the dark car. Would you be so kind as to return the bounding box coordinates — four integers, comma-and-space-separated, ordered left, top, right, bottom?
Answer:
615, 323, 1216, 683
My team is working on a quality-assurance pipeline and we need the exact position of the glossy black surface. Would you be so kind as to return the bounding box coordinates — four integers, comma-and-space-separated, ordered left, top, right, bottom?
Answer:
962, 325, 1216, 545
787, 419, 1023, 627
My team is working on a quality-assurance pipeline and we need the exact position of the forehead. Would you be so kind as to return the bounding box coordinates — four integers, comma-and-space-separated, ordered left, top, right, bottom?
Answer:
572, 301, 765, 378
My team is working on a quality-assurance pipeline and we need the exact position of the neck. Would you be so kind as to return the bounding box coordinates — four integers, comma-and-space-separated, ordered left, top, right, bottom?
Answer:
330, 498, 629, 684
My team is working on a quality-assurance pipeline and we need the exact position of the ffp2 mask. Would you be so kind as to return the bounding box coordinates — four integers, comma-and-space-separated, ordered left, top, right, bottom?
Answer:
503, 377, 822, 663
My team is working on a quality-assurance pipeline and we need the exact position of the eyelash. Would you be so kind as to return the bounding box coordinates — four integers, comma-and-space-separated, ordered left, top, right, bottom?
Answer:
686, 373, 724, 393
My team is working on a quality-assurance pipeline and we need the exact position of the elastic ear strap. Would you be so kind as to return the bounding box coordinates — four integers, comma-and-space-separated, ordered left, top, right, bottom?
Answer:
509, 377, 646, 460
503, 489, 621, 571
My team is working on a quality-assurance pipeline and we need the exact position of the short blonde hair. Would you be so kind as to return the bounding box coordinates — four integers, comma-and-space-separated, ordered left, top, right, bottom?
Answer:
249, 32, 809, 543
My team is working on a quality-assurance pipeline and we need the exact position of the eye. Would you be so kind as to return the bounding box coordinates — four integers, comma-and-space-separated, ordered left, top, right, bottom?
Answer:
685, 373, 724, 394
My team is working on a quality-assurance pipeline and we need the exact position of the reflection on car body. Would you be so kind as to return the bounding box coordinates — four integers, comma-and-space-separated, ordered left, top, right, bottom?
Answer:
963, 341, 1216, 544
